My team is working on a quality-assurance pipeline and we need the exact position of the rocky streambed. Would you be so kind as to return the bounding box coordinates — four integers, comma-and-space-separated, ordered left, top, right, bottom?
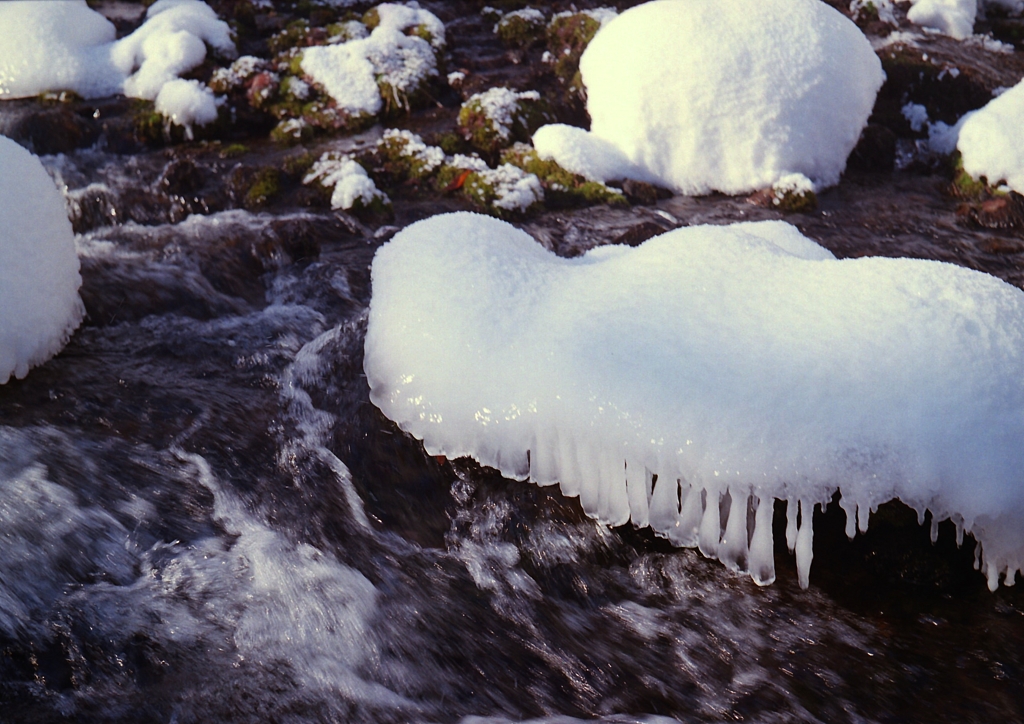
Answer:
2, 1, 1024, 722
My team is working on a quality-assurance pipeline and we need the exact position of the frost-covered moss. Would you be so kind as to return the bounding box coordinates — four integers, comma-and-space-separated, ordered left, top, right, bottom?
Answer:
304, 151, 391, 213
950, 152, 1009, 200
545, 9, 616, 95
438, 155, 544, 218
376, 129, 446, 181
768, 173, 818, 213
500, 143, 627, 207
457, 87, 552, 156
495, 8, 546, 48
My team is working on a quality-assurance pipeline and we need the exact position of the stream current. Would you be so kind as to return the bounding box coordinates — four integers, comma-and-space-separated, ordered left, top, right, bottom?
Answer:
3, 2, 1024, 722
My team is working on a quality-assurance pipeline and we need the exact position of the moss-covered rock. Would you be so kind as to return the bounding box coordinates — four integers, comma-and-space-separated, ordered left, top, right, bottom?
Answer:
496, 8, 546, 48
457, 87, 552, 157
375, 129, 447, 182
438, 155, 544, 218
545, 10, 614, 97
500, 143, 627, 208
244, 167, 281, 209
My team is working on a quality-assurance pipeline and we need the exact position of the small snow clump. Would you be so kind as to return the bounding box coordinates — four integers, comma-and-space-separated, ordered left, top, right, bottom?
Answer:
532, 124, 656, 183
464, 88, 542, 143
365, 211, 1024, 591
850, 0, 898, 24
300, 2, 444, 115
957, 80, 1024, 194
907, 0, 977, 39
537, 0, 883, 195
304, 152, 389, 211
0, 0, 233, 132
479, 165, 544, 212
0, 136, 84, 383
154, 79, 221, 139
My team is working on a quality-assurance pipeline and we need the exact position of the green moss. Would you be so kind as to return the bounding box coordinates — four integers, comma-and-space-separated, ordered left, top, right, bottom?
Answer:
220, 143, 249, 158
269, 20, 313, 54
435, 131, 469, 156
376, 133, 444, 181
244, 167, 281, 208
500, 143, 627, 207
362, 7, 380, 30
281, 151, 316, 178
546, 13, 601, 93
771, 188, 818, 213
496, 12, 546, 48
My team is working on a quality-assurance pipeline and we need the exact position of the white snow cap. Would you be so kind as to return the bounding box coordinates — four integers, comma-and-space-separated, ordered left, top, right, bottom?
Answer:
531, 123, 656, 184
957, 80, 1024, 194
0, 0, 234, 112
366, 212, 1024, 590
0, 136, 83, 384
301, 2, 443, 115
304, 153, 389, 210
535, 0, 884, 195
907, 0, 977, 39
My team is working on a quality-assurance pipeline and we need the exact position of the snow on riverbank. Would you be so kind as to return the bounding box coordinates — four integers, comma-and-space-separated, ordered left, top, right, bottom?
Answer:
0, 0, 234, 134
533, 0, 883, 195
0, 136, 83, 384
366, 212, 1024, 590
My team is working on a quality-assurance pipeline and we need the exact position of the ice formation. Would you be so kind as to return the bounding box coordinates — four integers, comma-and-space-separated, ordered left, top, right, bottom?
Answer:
957, 80, 1024, 194
0, 0, 231, 128
0, 136, 84, 384
365, 212, 1024, 590
300, 2, 443, 115
154, 79, 221, 139
533, 0, 883, 195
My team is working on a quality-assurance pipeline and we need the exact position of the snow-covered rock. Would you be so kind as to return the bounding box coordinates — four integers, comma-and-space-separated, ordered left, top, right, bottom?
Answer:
365, 212, 1024, 590
0, 0, 234, 101
304, 153, 389, 211
957, 80, 1024, 194
0, 136, 83, 384
154, 79, 221, 139
908, 0, 977, 39
300, 2, 443, 115
535, 0, 883, 195
532, 124, 656, 184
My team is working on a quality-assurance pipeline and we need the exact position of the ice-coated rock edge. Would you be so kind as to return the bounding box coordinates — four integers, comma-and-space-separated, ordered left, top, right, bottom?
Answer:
365, 212, 1024, 590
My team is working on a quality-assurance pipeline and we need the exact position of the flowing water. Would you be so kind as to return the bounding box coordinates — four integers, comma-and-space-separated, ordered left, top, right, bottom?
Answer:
3, 2, 1024, 722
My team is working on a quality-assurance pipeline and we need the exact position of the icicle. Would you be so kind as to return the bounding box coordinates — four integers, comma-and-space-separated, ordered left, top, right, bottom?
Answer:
698, 487, 721, 558
625, 458, 650, 528
530, 431, 560, 486
673, 480, 703, 547
839, 495, 857, 539
986, 561, 999, 592
955, 516, 964, 547
857, 502, 870, 534
786, 497, 798, 553
974, 543, 982, 570
577, 447, 601, 518
748, 495, 776, 586
1005, 565, 1017, 586
719, 490, 749, 572
929, 513, 939, 544
556, 433, 580, 498
598, 449, 629, 526
795, 499, 814, 589
648, 472, 680, 532
916, 506, 926, 526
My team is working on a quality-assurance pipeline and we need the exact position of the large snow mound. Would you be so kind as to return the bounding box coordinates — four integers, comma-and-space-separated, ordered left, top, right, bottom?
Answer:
535, 0, 884, 195
0, 0, 232, 117
0, 136, 83, 384
957, 80, 1024, 194
365, 212, 1024, 590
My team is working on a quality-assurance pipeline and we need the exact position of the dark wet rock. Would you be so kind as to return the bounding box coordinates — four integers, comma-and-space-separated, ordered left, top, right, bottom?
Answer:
0, 101, 99, 155
612, 220, 673, 247
847, 123, 897, 173
158, 158, 206, 197
621, 179, 673, 206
